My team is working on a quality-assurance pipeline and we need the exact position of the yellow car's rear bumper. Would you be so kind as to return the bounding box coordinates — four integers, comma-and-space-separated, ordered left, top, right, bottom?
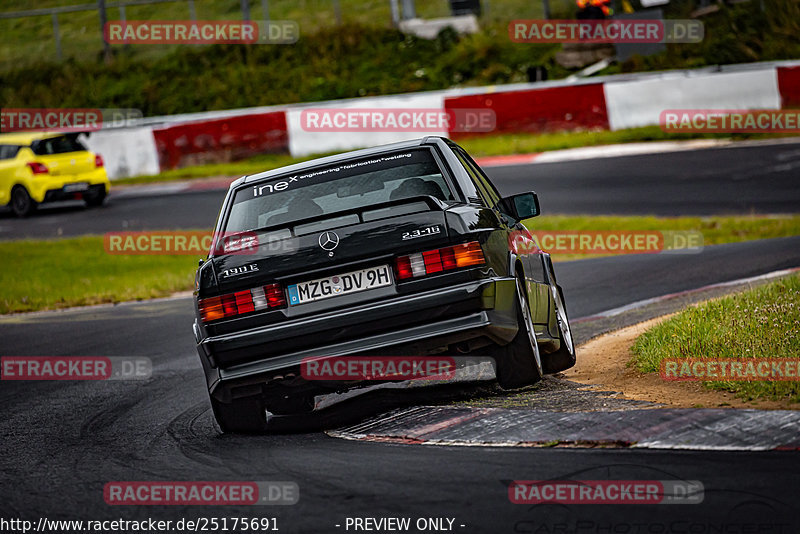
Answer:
26, 168, 109, 203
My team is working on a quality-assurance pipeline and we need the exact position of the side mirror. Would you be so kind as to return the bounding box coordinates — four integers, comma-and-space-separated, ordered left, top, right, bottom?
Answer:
499, 191, 540, 221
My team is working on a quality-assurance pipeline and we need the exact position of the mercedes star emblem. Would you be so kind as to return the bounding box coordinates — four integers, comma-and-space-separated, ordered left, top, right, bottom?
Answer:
318, 231, 340, 251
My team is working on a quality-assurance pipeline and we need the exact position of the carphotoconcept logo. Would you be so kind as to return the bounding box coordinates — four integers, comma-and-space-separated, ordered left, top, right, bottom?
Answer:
0, 108, 142, 133
103, 20, 298, 44
300, 108, 496, 133
1, 357, 151, 380
509, 19, 703, 43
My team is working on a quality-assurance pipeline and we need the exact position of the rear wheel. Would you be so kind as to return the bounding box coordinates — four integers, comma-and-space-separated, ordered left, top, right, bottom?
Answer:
542, 285, 576, 374
10, 186, 36, 217
85, 188, 106, 207
494, 275, 543, 389
210, 395, 266, 433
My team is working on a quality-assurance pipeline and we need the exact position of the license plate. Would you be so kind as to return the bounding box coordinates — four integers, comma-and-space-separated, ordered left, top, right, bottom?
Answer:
287, 265, 393, 306
63, 183, 89, 193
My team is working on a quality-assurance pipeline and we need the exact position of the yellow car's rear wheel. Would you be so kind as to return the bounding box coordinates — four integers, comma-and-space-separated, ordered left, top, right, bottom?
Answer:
85, 188, 106, 207
11, 185, 37, 217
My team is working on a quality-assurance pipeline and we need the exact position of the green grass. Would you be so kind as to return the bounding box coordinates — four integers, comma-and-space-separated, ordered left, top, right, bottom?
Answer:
2, 215, 799, 314
0, 236, 197, 314
0, 0, 563, 69
525, 214, 800, 261
632, 274, 800, 404
457, 127, 798, 158
528, 214, 800, 243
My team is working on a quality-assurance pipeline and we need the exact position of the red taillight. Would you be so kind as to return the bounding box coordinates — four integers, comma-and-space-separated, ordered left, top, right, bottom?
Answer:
95, 155, 104, 168
396, 256, 413, 280
234, 290, 255, 314
26, 162, 48, 175
423, 249, 444, 274
441, 247, 457, 270
199, 283, 286, 323
395, 241, 485, 280
265, 283, 286, 308
221, 293, 237, 316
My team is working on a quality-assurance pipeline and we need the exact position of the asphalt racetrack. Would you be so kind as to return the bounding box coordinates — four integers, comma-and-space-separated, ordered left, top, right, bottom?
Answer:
2, 141, 800, 532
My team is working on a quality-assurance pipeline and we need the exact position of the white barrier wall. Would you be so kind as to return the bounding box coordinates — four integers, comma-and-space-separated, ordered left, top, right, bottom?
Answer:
84, 127, 160, 179
286, 93, 448, 157
603, 68, 782, 131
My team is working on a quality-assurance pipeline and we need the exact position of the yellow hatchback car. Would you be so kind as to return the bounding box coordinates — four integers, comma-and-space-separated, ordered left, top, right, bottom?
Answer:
0, 132, 111, 217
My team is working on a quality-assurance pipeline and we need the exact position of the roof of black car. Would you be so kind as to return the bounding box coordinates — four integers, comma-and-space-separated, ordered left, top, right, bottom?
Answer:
233, 137, 441, 189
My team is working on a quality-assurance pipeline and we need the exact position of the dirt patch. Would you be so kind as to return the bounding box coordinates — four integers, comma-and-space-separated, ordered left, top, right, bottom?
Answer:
564, 316, 795, 410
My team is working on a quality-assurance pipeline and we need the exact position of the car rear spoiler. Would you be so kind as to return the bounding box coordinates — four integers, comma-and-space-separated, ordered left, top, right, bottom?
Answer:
210, 195, 448, 258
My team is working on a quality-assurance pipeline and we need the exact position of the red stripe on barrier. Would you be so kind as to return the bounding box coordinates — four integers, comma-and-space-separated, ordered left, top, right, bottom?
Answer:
152, 112, 288, 170
777, 66, 800, 109
444, 84, 609, 138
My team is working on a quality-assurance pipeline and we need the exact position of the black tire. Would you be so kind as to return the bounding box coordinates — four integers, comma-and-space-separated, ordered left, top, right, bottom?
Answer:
10, 185, 37, 217
85, 188, 106, 207
494, 275, 543, 389
210, 395, 266, 433
542, 285, 577, 374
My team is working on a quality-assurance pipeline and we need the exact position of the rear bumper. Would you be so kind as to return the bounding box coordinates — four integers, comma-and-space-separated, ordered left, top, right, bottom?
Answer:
28, 169, 109, 203
42, 183, 106, 203
196, 277, 518, 402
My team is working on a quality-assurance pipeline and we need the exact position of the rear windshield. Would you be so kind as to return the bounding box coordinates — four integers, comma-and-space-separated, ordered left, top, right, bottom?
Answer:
224, 149, 454, 234
31, 135, 87, 155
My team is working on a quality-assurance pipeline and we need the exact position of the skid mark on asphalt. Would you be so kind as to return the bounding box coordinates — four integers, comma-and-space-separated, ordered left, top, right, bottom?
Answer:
328, 407, 800, 451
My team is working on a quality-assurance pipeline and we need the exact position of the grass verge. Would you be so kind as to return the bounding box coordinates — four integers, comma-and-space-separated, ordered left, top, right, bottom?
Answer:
526, 214, 800, 262
631, 274, 800, 403
457, 128, 797, 158
2, 215, 799, 315
0, 236, 197, 314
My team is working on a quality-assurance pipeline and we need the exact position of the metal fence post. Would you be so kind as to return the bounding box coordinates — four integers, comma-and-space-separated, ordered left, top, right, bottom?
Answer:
188, 0, 196, 21
241, 0, 251, 21
333, 0, 341, 24
98, 0, 112, 63
401, 0, 416, 20
119, 5, 130, 52
51, 13, 63, 61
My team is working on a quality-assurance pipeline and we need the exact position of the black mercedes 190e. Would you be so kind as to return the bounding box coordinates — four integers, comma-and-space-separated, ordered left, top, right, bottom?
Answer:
193, 137, 575, 432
